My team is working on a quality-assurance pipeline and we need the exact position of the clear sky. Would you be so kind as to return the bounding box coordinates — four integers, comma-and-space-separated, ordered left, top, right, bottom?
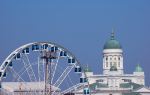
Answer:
0, 0, 150, 85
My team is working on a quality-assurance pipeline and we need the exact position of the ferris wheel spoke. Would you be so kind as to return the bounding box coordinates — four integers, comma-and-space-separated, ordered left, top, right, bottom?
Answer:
62, 83, 84, 94
9, 68, 25, 82
52, 65, 75, 95
37, 51, 45, 82
21, 54, 37, 82
53, 65, 74, 88
51, 54, 60, 84
38, 57, 44, 82
18, 62, 38, 79
68, 74, 74, 86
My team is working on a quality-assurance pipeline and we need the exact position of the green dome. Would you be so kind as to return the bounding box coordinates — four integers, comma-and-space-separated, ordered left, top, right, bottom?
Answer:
110, 66, 117, 71
135, 64, 143, 72
103, 32, 122, 49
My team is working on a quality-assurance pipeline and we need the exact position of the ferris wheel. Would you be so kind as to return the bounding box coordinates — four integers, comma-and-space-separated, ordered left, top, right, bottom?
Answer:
0, 42, 90, 95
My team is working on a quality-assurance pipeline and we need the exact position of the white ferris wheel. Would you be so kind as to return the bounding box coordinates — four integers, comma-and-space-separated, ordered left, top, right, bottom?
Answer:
0, 42, 90, 95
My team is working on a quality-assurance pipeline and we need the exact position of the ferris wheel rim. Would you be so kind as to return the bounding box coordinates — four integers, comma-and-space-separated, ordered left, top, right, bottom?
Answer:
0, 41, 90, 95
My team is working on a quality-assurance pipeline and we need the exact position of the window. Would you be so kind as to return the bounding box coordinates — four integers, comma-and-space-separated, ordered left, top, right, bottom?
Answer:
106, 57, 108, 61
122, 79, 131, 82
110, 62, 112, 66
106, 62, 108, 67
118, 62, 120, 67
118, 57, 120, 60
97, 79, 103, 82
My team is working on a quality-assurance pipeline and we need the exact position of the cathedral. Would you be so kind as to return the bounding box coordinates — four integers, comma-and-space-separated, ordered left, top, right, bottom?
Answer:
77, 32, 150, 95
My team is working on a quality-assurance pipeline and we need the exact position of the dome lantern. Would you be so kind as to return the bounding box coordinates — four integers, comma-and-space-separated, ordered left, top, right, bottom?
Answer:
111, 30, 115, 40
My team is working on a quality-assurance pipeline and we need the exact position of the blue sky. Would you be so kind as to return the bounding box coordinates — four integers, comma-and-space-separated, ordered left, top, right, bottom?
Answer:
0, 0, 150, 85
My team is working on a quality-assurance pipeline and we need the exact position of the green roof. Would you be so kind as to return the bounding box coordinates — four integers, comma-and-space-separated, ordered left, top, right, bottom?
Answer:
120, 83, 132, 88
120, 82, 143, 90
90, 82, 108, 90
121, 82, 143, 95
135, 64, 143, 72
104, 32, 122, 49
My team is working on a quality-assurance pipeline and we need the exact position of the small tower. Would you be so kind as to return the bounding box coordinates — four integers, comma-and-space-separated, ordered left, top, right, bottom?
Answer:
133, 64, 145, 85
103, 31, 123, 75
84, 65, 94, 84
84, 65, 93, 77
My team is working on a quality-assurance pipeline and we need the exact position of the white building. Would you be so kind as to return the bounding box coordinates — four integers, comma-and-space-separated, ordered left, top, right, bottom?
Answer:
76, 32, 150, 95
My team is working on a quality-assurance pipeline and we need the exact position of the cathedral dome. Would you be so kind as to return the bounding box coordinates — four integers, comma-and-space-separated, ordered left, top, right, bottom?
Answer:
103, 32, 122, 49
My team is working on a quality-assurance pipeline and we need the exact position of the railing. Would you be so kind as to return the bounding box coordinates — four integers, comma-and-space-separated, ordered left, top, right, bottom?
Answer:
95, 87, 132, 91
